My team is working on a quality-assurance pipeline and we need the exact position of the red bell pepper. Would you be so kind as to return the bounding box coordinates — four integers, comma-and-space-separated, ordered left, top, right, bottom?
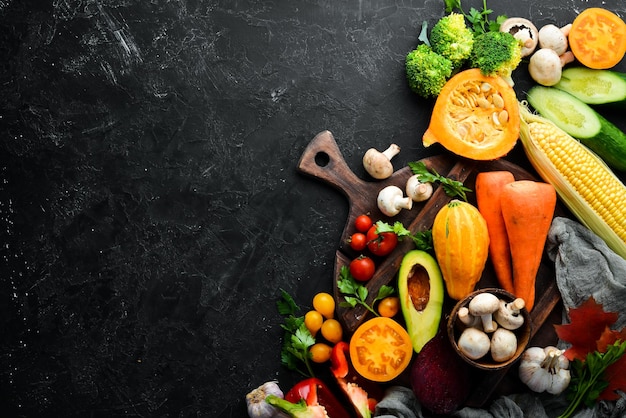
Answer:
330, 341, 350, 379
285, 377, 351, 418
330, 342, 372, 418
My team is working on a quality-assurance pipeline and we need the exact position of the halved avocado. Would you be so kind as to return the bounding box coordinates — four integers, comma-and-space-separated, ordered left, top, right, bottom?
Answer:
397, 250, 445, 353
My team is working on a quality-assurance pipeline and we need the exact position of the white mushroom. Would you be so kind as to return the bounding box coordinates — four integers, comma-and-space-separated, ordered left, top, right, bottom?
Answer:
457, 306, 481, 328
538, 23, 572, 56
500, 17, 539, 57
528, 48, 575, 86
363, 144, 400, 179
494, 297, 526, 330
490, 328, 518, 362
405, 174, 434, 202
457, 327, 491, 360
377, 185, 412, 217
468, 292, 500, 333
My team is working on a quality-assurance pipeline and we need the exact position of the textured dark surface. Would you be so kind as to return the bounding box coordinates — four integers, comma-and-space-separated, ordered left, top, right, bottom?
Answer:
2, 1, 626, 417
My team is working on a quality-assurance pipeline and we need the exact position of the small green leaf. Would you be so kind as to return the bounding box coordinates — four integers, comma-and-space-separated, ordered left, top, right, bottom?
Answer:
277, 289, 299, 315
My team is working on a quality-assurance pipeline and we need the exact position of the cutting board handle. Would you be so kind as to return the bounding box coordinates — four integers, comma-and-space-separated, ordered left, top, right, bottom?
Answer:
297, 130, 366, 206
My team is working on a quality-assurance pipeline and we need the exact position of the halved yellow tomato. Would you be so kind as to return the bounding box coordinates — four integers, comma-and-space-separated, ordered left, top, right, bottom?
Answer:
349, 317, 413, 382
423, 68, 520, 160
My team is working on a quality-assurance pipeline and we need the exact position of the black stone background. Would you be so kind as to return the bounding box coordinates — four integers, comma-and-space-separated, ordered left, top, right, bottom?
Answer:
2, 1, 626, 417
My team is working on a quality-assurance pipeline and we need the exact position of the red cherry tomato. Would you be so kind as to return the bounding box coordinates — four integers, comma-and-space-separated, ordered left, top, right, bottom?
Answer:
348, 232, 367, 251
354, 214, 373, 233
366, 225, 398, 256
349, 256, 375, 281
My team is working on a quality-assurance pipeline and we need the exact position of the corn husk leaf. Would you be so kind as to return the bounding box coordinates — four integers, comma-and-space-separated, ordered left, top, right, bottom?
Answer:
517, 102, 626, 260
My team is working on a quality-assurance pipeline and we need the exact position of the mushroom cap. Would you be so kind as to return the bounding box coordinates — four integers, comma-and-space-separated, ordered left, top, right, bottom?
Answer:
528, 48, 563, 86
363, 148, 394, 179
500, 17, 539, 57
490, 328, 518, 362
538, 24, 569, 56
457, 327, 491, 360
468, 292, 500, 316
494, 298, 525, 330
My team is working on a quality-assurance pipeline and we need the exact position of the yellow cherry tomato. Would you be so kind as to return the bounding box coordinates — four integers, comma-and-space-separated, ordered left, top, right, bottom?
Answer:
312, 292, 335, 319
304, 310, 324, 336
378, 296, 400, 318
309, 342, 333, 363
321, 318, 343, 344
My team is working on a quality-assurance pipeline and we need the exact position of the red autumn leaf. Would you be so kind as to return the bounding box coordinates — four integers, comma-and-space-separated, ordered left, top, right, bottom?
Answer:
554, 297, 619, 361
599, 352, 626, 401
596, 327, 626, 353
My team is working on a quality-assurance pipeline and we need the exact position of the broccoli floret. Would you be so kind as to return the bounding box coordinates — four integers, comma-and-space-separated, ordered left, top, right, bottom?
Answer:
469, 31, 522, 79
405, 44, 453, 98
430, 12, 474, 69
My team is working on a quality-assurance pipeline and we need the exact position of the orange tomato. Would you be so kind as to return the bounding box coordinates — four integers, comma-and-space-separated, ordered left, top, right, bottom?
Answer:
569, 8, 626, 69
320, 319, 343, 344
304, 310, 324, 336
349, 317, 413, 382
309, 343, 333, 363
312, 292, 335, 319
377, 296, 400, 318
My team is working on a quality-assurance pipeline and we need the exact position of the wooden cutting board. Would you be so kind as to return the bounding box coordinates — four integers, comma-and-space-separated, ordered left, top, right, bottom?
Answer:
297, 130, 564, 406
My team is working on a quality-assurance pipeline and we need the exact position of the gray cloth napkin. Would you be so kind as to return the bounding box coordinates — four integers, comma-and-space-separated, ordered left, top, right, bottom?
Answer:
373, 217, 626, 418
546, 217, 626, 330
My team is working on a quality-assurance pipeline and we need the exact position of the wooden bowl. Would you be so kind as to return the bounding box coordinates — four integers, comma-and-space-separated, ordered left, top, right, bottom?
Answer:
447, 288, 532, 371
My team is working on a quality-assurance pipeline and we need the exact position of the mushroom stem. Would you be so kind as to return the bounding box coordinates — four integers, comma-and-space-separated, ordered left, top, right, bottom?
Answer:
377, 185, 412, 217
406, 174, 434, 202
381, 144, 401, 160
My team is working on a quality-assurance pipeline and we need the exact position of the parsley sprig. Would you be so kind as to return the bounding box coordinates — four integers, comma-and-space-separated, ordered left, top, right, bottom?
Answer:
443, 0, 507, 35
337, 266, 395, 316
408, 161, 472, 202
559, 340, 626, 418
375, 220, 433, 252
277, 289, 316, 377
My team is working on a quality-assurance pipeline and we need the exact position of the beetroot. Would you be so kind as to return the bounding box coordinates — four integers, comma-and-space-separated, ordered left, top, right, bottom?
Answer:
410, 330, 471, 414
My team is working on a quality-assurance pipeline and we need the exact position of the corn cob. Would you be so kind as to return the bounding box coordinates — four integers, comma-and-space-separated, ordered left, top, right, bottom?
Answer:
518, 102, 626, 259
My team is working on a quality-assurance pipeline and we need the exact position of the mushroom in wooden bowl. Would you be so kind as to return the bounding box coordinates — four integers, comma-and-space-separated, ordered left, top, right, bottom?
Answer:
447, 288, 532, 370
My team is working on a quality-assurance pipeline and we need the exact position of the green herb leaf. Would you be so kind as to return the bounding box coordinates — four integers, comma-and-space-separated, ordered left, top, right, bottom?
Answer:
277, 290, 316, 377
375, 219, 432, 252
337, 266, 395, 317
559, 340, 626, 418
277, 288, 299, 316
443, 0, 462, 13
408, 161, 472, 201
442, 0, 506, 35
411, 230, 433, 251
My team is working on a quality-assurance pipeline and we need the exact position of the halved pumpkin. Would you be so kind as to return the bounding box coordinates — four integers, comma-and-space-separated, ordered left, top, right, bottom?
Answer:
423, 68, 520, 160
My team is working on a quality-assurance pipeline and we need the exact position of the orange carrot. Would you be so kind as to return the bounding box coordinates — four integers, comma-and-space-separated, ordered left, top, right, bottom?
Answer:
500, 180, 557, 311
475, 171, 515, 294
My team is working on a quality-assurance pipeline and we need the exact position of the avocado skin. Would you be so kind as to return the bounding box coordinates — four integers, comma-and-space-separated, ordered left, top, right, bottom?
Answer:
397, 250, 445, 353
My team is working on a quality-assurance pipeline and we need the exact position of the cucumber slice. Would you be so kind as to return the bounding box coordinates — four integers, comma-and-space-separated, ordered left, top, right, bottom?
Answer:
526, 85, 626, 172
556, 67, 626, 106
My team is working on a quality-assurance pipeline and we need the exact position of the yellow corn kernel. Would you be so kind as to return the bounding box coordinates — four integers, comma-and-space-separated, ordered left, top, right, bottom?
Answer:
518, 103, 626, 259
529, 121, 626, 238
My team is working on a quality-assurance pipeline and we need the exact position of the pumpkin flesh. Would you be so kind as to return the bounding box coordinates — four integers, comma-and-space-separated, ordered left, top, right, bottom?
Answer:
423, 68, 520, 160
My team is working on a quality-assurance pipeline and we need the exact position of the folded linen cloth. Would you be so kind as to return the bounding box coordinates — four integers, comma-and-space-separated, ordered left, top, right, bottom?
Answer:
546, 217, 626, 330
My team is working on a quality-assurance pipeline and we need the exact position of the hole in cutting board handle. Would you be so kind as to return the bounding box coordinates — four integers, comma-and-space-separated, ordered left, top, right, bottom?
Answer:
314, 151, 330, 167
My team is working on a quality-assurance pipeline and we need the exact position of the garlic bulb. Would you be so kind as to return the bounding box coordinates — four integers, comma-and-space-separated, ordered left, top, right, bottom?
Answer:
246, 381, 288, 418
519, 346, 571, 395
